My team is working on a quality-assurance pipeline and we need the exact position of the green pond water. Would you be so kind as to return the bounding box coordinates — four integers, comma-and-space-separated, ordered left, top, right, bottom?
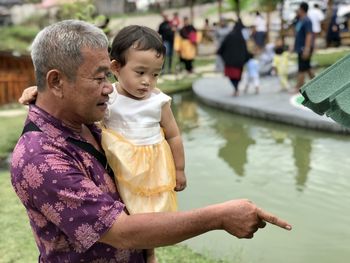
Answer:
171, 91, 350, 263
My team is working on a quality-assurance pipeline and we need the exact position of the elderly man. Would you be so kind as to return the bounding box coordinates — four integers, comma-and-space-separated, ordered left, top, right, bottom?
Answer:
11, 20, 291, 262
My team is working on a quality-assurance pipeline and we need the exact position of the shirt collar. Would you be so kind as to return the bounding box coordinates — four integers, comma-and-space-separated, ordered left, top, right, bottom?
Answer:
27, 104, 102, 142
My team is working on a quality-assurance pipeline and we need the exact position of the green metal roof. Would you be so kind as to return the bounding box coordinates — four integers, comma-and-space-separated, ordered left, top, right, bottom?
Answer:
300, 53, 350, 127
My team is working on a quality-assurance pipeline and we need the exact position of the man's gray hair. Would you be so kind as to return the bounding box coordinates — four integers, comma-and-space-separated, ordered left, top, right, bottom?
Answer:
31, 20, 109, 90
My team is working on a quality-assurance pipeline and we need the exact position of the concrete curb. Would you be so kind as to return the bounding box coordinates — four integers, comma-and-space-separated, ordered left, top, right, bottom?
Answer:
193, 76, 350, 134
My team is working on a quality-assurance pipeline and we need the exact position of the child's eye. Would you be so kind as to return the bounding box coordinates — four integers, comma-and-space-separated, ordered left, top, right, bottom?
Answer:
136, 71, 144, 75
154, 73, 159, 77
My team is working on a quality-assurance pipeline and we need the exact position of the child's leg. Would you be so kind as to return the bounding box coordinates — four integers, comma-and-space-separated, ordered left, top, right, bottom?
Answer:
244, 76, 250, 93
147, 248, 157, 263
279, 73, 289, 90
229, 79, 239, 96
254, 76, 260, 94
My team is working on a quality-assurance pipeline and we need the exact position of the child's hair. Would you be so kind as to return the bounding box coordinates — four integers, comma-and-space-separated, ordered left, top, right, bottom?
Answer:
110, 25, 166, 67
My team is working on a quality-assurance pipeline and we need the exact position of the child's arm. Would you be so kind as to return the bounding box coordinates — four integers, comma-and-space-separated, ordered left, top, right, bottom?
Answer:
18, 86, 38, 105
160, 102, 186, 192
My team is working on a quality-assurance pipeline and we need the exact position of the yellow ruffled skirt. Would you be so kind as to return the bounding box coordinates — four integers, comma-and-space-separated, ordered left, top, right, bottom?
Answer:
101, 128, 177, 214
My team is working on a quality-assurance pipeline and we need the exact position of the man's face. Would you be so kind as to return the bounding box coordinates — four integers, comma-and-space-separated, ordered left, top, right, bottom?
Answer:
64, 47, 113, 124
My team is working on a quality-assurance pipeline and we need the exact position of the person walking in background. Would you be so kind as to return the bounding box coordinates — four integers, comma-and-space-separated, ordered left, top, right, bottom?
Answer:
201, 18, 214, 44
294, 2, 315, 93
170, 11, 181, 30
326, 8, 341, 47
253, 11, 267, 52
214, 17, 231, 72
218, 19, 249, 97
174, 16, 197, 74
158, 13, 175, 74
244, 52, 260, 95
272, 38, 290, 91
308, 3, 325, 37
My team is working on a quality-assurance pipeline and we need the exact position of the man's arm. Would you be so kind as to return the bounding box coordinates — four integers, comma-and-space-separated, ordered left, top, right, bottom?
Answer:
303, 20, 314, 59
303, 32, 313, 58
99, 199, 292, 249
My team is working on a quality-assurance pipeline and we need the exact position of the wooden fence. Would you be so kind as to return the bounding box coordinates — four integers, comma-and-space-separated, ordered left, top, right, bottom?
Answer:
0, 51, 35, 106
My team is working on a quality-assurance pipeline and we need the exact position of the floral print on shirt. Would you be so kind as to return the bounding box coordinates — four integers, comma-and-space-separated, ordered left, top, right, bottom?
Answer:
11, 105, 145, 262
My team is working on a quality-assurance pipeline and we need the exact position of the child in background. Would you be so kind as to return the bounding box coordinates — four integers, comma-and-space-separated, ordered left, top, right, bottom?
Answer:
18, 25, 187, 263
244, 52, 260, 94
272, 38, 290, 91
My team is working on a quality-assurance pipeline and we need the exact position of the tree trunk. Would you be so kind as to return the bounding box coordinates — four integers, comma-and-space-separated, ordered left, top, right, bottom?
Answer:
266, 10, 271, 43
218, 0, 222, 21
190, 0, 195, 24
324, 0, 334, 45
234, 0, 240, 19
279, 0, 285, 44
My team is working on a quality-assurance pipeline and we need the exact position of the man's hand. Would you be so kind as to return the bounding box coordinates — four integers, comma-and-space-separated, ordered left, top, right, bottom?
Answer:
218, 199, 292, 239
302, 50, 310, 59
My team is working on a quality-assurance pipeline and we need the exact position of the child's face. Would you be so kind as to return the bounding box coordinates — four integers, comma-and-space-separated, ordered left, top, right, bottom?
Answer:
111, 48, 164, 100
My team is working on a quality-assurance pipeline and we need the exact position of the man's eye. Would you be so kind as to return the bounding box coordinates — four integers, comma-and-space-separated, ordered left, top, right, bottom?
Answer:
106, 72, 116, 82
94, 77, 105, 83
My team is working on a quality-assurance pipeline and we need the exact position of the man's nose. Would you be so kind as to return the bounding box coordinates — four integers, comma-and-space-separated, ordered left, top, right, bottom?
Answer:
103, 82, 114, 95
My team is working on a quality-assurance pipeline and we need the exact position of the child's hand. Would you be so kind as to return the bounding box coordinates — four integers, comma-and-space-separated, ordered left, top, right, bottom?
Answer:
174, 170, 187, 192
18, 86, 38, 105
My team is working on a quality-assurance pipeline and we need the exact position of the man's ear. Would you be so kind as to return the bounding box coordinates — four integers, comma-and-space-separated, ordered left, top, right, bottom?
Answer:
47, 69, 64, 98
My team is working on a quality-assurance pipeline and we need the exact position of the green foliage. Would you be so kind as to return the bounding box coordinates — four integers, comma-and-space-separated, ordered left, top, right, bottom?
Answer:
226, 0, 252, 11
0, 25, 39, 53
57, 0, 105, 25
0, 114, 26, 167
226, 0, 282, 12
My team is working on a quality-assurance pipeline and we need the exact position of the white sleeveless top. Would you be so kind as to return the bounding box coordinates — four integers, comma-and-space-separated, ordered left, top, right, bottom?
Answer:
104, 84, 171, 145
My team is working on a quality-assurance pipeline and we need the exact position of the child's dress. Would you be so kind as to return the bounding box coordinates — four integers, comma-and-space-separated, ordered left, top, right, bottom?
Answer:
273, 47, 290, 90
246, 58, 260, 87
101, 85, 177, 214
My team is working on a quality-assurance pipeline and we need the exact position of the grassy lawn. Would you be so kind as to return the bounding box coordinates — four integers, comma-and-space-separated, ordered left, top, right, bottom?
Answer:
0, 170, 38, 263
313, 49, 350, 67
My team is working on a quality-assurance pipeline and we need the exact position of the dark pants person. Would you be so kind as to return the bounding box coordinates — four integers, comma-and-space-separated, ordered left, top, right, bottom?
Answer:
180, 57, 193, 73
163, 40, 174, 73
297, 52, 312, 72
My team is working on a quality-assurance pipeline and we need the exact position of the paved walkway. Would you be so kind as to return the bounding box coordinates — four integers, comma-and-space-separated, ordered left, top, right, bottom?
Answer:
193, 74, 350, 134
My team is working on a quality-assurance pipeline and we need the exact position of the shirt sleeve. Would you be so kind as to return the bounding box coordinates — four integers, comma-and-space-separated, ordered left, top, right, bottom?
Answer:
306, 19, 313, 34
19, 147, 125, 251
158, 91, 172, 107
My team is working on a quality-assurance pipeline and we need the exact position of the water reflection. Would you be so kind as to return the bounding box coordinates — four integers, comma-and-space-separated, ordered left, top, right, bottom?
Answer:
171, 91, 350, 263
292, 136, 312, 191
216, 121, 255, 177
172, 94, 199, 132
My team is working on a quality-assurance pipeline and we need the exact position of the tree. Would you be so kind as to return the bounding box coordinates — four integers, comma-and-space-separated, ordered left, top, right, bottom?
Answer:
255, 0, 283, 43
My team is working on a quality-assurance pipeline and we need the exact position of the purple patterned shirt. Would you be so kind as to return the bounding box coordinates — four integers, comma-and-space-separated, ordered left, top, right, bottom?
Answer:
11, 105, 145, 263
